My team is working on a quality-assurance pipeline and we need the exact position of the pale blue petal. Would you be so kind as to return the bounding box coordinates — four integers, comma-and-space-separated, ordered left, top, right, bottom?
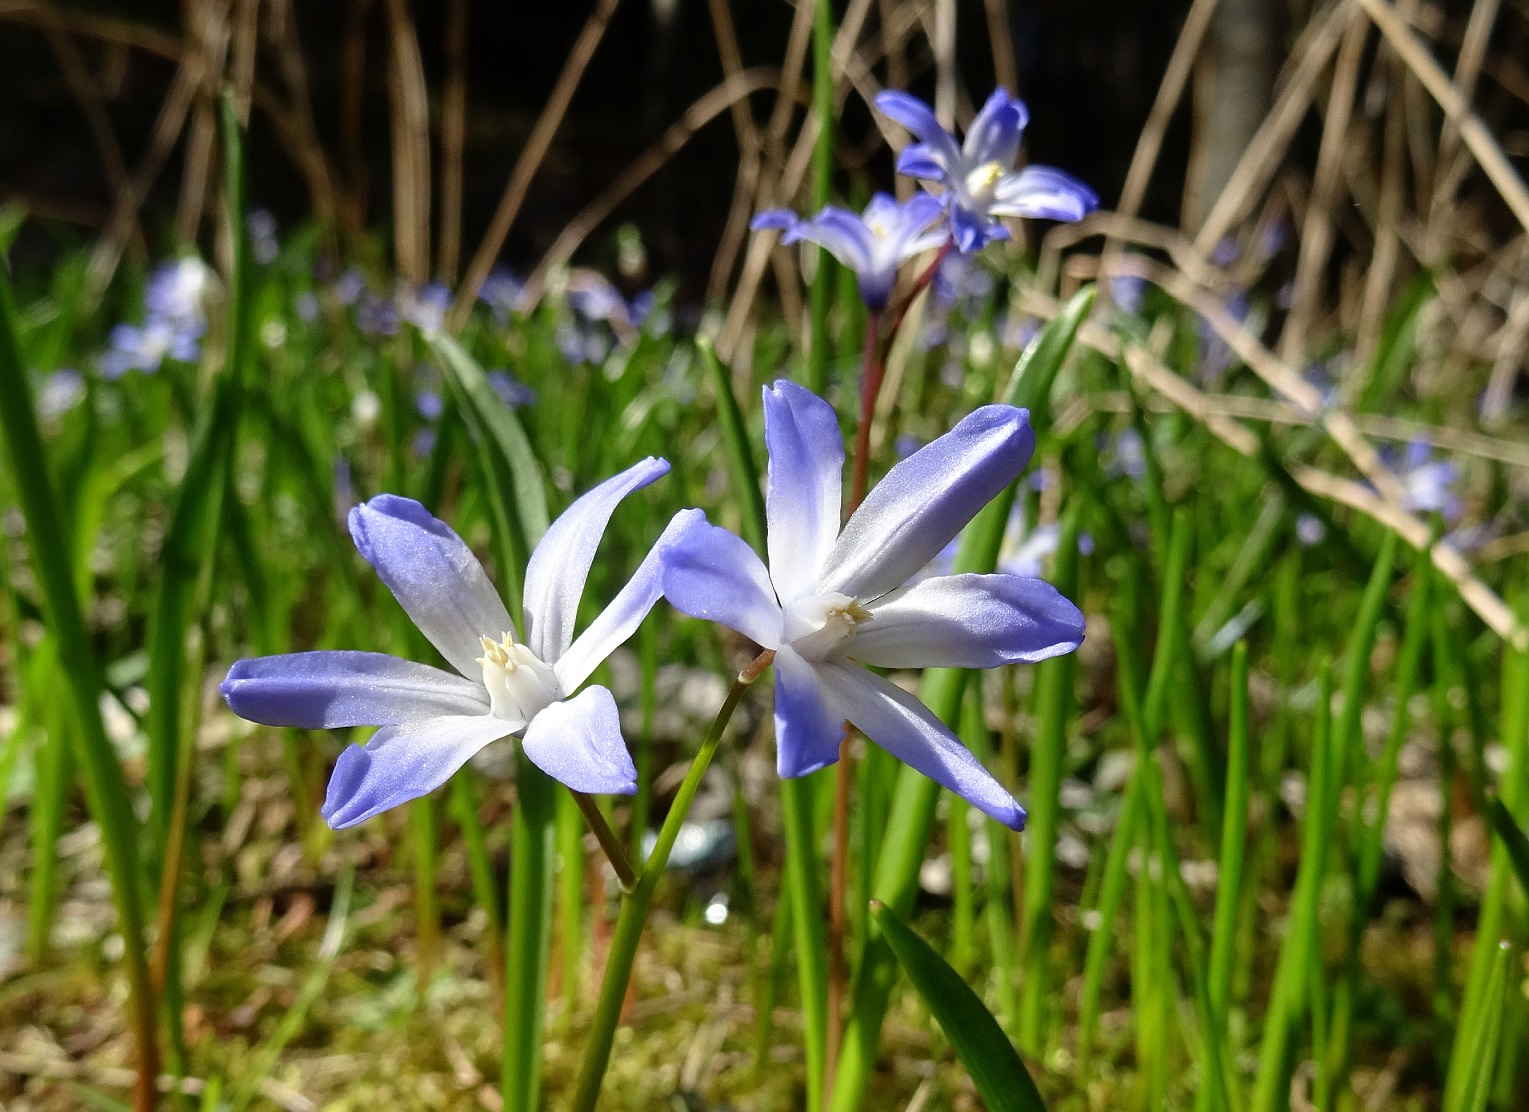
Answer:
790, 207, 874, 273
818, 405, 1035, 601
751, 209, 799, 232
349, 495, 513, 679
895, 144, 951, 182
962, 88, 1028, 166
875, 91, 961, 168
523, 457, 670, 662
950, 203, 1005, 253
818, 663, 1025, 830
763, 380, 845, 603
851, 574, 1084, 668
520, 685, 637, 795
556, 509, 705, 693
773, 644, 844, 778
659, 517, 782, 649
221, 651, 488, 728
991, 166, 1099, 222
322, 714, 512, 829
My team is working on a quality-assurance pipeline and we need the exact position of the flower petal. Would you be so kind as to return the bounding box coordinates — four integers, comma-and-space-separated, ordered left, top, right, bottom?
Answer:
789, 207, 874, 273
818, 663, 1025, 829
851, 573, 1084, 668
896, 145, 951, 183
520, 685, 637, 794
751, 209, 799, 233
221, 651, 489, 728
991, 166, 1099, 222
322, 714, 512, 829
949, 203, 1005, 253
557, 508, 705, 693
773, 644, 844, 778
349, 495, 513, 679
523, 457, 670, 662
875, 91, 962, 167
818, 405, 1035, 601
962, 88, 1029, 166
763, 380, 844, 603
659, 517, 782, 648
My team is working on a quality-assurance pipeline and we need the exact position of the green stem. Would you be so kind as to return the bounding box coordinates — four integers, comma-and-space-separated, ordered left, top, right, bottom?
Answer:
572, 789, 638, 891
572, 650, 774, 1112
503, 756, 557, 1112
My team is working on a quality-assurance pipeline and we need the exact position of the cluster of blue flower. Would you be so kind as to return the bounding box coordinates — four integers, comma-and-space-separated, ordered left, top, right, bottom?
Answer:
219, 87, 1106, 836
753, 89, 1097, 308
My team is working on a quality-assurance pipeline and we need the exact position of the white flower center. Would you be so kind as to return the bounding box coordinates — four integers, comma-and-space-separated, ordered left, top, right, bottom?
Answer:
782, 592, 873, 663
867, 218, 890, 239
477, 632, 561, 723
964, 161, 1005, 203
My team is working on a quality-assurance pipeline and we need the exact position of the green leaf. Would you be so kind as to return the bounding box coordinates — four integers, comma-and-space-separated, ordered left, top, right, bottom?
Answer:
698, 335, 766, 554
428, 328, 550, 625
871, 902, 1048, 1112
1487, 796, 1529, 899
1003, 283, 1095, 419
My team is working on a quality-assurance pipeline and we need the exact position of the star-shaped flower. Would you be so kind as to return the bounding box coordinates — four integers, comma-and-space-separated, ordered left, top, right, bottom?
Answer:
221, 459, 693, 828
876, 88, 1099, 253
659, 381, 1085, 829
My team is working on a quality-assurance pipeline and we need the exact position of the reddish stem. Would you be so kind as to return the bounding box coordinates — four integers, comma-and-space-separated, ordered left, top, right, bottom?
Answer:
828, 306, 883, 1099
882, 239, 953, 351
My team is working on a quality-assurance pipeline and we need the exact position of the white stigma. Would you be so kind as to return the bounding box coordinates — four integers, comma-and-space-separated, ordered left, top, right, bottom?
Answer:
477, 632, 561, 723
964, 161, 1005, 202
783, 592, 873, 663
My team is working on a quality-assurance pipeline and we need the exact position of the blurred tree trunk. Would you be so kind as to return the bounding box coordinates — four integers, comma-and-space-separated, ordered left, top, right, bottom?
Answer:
1183, 0, 1283, 231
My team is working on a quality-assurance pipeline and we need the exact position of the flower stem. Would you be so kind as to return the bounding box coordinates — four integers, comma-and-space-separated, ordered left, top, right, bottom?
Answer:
847, 309, 883, 518
571, 790, 638, 892
571, 650, 774, 1112
883, 240, 952, 348
827, 307, 885, 1096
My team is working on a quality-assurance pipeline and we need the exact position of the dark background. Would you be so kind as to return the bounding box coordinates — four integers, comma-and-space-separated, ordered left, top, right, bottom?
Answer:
2, 0, 1194, 292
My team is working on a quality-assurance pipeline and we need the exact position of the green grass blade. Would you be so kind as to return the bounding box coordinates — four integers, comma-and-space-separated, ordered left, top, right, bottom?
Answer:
1018, 505, 1081, 1053
1455, 942, 1510, 1112
1486, 797, 1529, 898
1209, 641, 1251, 1023
698, 336, 766, 554
230, 863, 354, 1111
0, 230, 159, 1110
429, 329, 550, 619
1445, 590, 1529, 1111
871, 902, 1048, 1112
1252, 663, 1335, 1112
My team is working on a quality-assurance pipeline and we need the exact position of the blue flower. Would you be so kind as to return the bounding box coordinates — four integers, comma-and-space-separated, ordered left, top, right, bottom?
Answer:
1385, 440, 1463, 521
101, 318, 205, 378
751, 192, 948, 309
402, 282, 453, 332
38, 368, 85, 419
875, 88, 1098, 253
248, 209, 279, 265
480, 267, 526, 324
659, 381, 1084, 829
102, 257, 212, 377
221, 461, 693, 828
488, 370, 537, 409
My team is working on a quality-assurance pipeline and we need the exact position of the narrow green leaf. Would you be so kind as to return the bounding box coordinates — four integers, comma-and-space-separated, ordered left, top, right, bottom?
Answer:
698, 335, 766, 554
1487, 797, 1529, 899
0, 208, 159, 1104
872, 901, 1048, 1112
